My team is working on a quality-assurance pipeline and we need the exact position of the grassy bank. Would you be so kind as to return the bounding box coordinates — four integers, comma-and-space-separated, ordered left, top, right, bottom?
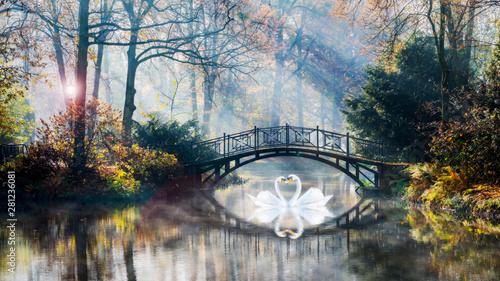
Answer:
393, 163, 500, 221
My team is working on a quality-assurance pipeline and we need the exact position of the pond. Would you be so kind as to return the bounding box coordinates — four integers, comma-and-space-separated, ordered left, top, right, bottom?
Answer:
1, 159, 499, 280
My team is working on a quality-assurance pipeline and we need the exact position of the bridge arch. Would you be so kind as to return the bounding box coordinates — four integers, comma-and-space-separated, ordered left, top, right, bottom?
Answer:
189, 147, 381, 190
219, 154, 365, 187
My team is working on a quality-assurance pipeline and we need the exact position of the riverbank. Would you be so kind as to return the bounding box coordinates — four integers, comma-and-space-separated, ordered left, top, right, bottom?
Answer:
393, 163, 500, 222
1, 160, 242, 203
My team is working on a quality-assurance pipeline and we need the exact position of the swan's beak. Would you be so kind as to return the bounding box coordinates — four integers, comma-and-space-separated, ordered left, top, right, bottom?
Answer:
281, 230, 295, 235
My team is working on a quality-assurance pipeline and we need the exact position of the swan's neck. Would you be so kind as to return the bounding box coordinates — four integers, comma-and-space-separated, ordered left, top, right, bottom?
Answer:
288, 178, 302, 206
275, 179, 287, 206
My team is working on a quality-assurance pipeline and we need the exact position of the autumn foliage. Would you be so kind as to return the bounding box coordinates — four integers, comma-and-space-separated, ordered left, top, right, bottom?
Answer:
2, 99, 182, 199
399, 34, 500, 218
430, 33, 500, 186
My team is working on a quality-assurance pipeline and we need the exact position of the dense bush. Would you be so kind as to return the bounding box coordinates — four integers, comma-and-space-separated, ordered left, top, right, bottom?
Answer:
430, 119, 499, 185
133, 116, 217, 162
106, 144, 182, 190
1, 100, 182, 199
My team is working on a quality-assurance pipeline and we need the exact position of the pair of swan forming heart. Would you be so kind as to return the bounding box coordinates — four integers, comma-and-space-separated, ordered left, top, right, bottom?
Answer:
247, 174, 333, 238
247, 174, 332, 208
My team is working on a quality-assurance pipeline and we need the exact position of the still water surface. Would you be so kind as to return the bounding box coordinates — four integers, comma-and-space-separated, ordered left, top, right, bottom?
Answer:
1, 162, 500, 280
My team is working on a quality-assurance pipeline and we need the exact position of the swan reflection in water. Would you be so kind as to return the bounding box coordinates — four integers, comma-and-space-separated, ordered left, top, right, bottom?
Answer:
247, 174, 333, 239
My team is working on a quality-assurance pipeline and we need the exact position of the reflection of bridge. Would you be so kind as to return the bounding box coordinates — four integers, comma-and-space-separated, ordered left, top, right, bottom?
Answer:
197, 190, 383, 236
186, 125, 408, 189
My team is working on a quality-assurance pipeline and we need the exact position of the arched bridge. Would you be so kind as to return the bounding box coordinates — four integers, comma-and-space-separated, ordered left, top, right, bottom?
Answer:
185, 125, 408, 189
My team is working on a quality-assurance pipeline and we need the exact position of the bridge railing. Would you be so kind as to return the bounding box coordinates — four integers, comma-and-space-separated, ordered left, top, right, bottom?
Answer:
189, 125, 411, 163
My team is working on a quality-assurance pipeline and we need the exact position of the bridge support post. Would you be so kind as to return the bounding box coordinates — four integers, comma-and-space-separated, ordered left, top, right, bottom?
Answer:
223, 133, 226, 158
346, 132, 350, 157
377, 164, 383, 190
215, 165, 221, 177
286, 123, 289, 147
316, 126, 319, 157
254, 126, 257, 150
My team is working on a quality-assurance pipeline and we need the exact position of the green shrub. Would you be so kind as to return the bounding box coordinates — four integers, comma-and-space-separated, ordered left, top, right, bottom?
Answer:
133, 116, 217, 162
115, 144, 182, 185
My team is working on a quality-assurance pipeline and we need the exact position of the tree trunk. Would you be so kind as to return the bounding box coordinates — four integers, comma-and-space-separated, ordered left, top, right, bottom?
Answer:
190, 66, 198, 121
73, 0, 90, 176
92, 39, 105, 99
296, 10, 306, 128
202, 71, 215, 136
271, 1, 285, 127
271, 50, 285, 127
22, 41, 35, 143
271, 43, 284, 126
463, 1, 476, 83
122, 33, 138, 145
428, 0, 450, 124
296, 34, 303, 127
297, 77, 303, 127
52, 27, 71, 107
320, 94, 326, 130
438, 1, 450, 123
442, 1, 461, 95
93, 1, 111, 100
188, 0, 198, 122
103, 49, 112, 104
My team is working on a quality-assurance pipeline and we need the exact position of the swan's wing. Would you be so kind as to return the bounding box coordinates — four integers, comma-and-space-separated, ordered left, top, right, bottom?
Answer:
247, 191, 282, 207
295, 206, 333, 225
248, 206, 284, 223
294, 188, 332, 207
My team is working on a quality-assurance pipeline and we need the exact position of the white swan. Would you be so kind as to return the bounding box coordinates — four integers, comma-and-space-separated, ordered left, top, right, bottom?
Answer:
286, 174, 333, 208
247, 175, 333, 238
247, 176, 288, 207
274, 209, 304, 239
248, 201, 333, 239
247, 175, 333, 208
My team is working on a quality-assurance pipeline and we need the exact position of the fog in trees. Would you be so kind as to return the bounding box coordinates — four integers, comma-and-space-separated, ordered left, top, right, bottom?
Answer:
2, 0, 499, 144
1, 0, 372, 141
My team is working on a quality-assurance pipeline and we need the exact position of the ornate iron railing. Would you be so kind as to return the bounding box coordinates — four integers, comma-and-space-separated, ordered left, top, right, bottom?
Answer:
188, 125, 407, 163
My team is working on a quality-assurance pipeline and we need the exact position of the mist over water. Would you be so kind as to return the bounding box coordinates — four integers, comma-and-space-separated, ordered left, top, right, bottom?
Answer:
1, 159, 500, 280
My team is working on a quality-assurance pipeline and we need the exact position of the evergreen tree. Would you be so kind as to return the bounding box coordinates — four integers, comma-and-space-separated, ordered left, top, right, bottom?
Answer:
341, 37, 441, 149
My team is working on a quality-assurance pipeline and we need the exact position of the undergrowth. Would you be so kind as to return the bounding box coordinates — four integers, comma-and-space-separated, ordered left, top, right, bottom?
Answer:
402, 163, 500, 219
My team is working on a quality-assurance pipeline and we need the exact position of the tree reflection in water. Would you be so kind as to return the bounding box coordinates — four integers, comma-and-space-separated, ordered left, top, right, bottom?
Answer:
1, 175, 499, 280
